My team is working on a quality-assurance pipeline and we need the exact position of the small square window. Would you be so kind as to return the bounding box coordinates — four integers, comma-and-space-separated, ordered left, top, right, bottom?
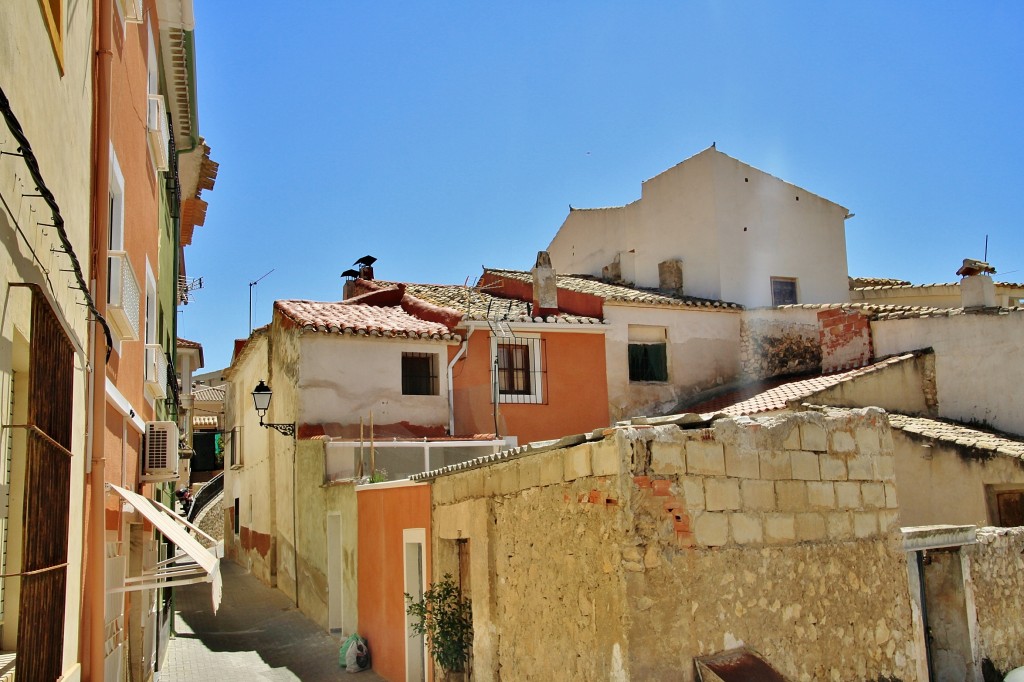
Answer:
402, 353, 439, 396
628, 343, 668, 382
771, 277, 798, 306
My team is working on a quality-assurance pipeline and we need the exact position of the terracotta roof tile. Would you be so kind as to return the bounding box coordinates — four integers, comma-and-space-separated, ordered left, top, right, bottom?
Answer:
776, 302, 1024, 320
275, 300, 460, 341
849, 277, 912, 288
483, 269, 742, 310
177, 337, 202, 349
376, 281, 606, 325
850, 280, 1024, 291
685, 353, 919, 417
888, 414, 1024, 461
192, 384, 225, 402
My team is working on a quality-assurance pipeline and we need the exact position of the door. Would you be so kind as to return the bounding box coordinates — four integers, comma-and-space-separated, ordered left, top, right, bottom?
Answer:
404, 528, 426, 682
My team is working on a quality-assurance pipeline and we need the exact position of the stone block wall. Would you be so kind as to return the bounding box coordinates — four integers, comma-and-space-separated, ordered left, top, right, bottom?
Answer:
965, 528, 1024, 673
430, 409, 920, 681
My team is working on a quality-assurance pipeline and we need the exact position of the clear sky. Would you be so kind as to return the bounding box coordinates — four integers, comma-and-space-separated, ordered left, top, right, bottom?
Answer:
179, 2, 1024, 371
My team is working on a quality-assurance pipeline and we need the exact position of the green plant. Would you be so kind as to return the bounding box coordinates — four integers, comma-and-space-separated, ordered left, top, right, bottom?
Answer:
368, 467, 389, 483
405, 574, 473, 675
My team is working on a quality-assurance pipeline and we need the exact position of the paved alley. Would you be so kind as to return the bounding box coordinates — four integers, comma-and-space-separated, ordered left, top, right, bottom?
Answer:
162, 561, 386, 681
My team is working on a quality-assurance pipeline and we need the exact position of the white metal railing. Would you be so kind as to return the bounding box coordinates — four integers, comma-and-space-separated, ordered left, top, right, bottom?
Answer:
147, 94, 169, 171
145, 344, 168, 398
107, 251, 140, 341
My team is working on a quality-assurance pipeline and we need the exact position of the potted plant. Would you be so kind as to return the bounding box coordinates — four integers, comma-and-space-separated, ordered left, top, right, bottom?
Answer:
406, 574, 473, 680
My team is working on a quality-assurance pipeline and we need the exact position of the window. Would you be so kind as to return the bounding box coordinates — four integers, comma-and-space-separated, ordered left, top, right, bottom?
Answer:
771, 277, 798, 306
987, 485, 1024, 526
233, 498, 240, 536
402, 353, 439, 396
628, 326, 668, 382
491, 336, 545, 404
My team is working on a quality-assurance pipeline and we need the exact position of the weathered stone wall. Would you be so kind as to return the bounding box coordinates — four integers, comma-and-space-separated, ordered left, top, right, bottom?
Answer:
430, 409, 919, 681
740, 310, 821, 380
965, 528, 1024, 672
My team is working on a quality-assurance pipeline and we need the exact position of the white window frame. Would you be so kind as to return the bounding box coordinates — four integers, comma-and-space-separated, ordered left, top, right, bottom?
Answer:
490, 333, 543, 405
108, 149, 125, 355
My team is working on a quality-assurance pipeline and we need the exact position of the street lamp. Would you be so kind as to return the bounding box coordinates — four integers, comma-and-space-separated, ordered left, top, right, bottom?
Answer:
251, 380, 295, 438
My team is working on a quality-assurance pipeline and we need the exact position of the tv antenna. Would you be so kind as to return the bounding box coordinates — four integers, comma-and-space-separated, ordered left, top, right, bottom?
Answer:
249, 268, 274, 333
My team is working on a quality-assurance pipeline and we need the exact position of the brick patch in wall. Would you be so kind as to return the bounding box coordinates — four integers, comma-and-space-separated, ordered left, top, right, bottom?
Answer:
818, 308, 873, 373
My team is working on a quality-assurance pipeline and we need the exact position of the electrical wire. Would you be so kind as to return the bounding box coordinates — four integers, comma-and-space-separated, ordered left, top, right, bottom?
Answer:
0, 85, 113, 361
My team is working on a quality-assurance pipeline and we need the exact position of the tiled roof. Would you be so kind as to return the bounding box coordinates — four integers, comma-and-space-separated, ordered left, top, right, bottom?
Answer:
851, 280, 1024, 292
888, 414, 1024, 460
376, 281, 605, 325
276, 300, 460, 341
778, 302, 979, 320
483, 269, 742, 310
177, 337, 202, 349
192, 384, 225, 402
849, 277, 912, 288
684, 353, 919, 417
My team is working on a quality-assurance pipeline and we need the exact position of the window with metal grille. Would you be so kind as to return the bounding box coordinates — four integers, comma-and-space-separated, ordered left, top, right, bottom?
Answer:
493, 337, 546, 404
771, 277, 798, 306
402, 353, 439, 396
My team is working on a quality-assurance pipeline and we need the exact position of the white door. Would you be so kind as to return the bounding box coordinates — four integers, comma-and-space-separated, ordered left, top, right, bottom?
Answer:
404, 528, 427, 682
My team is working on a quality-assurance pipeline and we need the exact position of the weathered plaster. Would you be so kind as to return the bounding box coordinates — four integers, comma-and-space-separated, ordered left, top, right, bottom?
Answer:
548, 148, 850, 309
872, 313, 1024, 435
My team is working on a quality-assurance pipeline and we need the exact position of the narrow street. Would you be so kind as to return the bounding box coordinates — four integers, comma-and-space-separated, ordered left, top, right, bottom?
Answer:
162, 561, 386, 681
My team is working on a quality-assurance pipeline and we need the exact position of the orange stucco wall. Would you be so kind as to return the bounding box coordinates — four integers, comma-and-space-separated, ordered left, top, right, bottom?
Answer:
108, 9, 160, 421
451, 331, 610, 444
357, 484, 432, 682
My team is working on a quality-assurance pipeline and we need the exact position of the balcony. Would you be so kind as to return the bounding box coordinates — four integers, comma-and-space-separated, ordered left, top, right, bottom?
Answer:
147, 94, 169, 171
145, 344, 168, 399
107, 251, 140, 341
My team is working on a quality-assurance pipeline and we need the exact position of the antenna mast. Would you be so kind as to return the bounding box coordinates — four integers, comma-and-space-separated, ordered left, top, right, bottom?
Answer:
249, 268, 275, 333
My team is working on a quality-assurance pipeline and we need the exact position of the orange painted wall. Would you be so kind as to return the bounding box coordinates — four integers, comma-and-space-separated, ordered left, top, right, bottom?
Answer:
357, 485, 432, 682
107, 7, 160, 422
450, 331, 610, 444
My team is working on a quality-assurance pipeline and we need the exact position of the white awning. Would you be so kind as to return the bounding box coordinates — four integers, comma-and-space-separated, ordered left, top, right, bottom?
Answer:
107, 484, 223, 613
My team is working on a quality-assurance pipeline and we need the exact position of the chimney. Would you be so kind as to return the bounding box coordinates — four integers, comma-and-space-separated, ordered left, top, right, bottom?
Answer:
957, 258, 997, 309
658, 259, 684, 295
359, 264, 374, 281
531, 251, 558, 316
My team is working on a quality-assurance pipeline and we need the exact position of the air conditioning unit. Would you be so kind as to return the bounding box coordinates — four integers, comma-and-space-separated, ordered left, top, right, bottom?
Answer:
141, 421, 179, 482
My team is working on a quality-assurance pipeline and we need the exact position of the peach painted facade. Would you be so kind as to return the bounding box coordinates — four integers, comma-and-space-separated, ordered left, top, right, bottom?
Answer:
451, 329, 610, 444
357, 483, 432, 682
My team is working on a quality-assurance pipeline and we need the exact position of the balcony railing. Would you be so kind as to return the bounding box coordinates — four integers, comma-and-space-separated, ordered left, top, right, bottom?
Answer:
145, 344, 168, 399
107, 251, 140, 341
147, 94, 169, 171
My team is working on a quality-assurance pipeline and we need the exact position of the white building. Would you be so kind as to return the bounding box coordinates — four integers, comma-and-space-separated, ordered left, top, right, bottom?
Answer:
547, 146, 852, 309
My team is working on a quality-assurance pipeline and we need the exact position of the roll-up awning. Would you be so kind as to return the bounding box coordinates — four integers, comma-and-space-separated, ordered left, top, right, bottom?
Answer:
106, 483, 222, 613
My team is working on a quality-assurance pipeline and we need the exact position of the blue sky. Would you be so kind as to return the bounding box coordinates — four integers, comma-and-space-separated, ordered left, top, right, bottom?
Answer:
180, 3, 1023, 370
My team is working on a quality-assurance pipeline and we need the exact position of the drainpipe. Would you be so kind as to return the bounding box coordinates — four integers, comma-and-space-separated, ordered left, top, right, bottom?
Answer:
85, 0, 113, 676
447, 327, 473, 436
